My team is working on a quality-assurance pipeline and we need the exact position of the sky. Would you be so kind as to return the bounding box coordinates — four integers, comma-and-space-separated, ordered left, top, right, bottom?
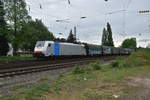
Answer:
26, 0, 150, 47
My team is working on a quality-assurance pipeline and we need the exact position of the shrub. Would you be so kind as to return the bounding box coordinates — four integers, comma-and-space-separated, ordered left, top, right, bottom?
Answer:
111, 57, 126, 68
111, 61, 119, 68
90, 60, 101, 70
112, 49, 150, 68
73, 65, 84, 74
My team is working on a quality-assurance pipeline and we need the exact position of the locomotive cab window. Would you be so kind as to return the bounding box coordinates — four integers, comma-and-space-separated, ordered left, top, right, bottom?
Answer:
48, 44, 51, 47
36, 41, 45, 47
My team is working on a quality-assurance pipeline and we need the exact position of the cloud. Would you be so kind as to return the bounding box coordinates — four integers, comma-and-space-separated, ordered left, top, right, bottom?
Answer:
26, 0, 150, 47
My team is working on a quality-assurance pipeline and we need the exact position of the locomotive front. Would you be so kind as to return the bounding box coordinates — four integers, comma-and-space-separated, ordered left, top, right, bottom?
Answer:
34, 41, 46, 57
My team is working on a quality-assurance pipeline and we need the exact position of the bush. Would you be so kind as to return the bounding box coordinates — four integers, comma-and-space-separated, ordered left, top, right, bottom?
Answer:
72, 65, 84, 74
126, 49, 150, 67
112, 49, 150, 68
89, 60, 101, 70
111, 61, 119, 68
111, 57, 126, 68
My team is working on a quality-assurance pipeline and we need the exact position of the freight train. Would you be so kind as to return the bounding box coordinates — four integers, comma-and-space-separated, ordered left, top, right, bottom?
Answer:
34, 41, 135, 57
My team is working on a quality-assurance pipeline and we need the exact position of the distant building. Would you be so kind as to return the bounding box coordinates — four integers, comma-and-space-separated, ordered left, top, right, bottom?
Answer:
147, 43, 150, 48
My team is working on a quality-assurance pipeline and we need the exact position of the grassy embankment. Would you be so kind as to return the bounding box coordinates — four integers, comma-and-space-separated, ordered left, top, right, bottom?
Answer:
0, 49, 150, 100
0, 56, 34, 62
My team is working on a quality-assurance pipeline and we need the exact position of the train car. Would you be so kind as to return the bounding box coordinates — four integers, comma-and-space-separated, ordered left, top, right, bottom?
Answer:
125, 48, 132, 55
86, 44, 102, 56
112, 47, 120, 55
102, 46, 112, 55
119, 48, 125, 55
128, 48, 135, 54
34, 41, 86, 57
34, 40, 135, 58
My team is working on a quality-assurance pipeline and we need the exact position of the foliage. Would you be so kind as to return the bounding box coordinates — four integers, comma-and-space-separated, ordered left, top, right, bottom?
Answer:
0, 35, 9, 56
101, 22, 114, 46
111, 49, 150, 68
55, 38, 67, 42
67, 29, 76, 43
1, 0, 55, 53
0, 56, 34, 62
4, 0, 31, 51
0, 0, 9, 56
1, 50, 150, 100
102, 28, 108, 46
73, 65, 84, 74
0, 0, 7, 32
111, 57, 126, 68
126, 49, 150, 67
73, 61, 101, 75
5, 0, 30, 32
19, 19, 54, 50
121, 38, 137, 49
107, 23, 114, 46
89, 60, 101, 70
20, 83, 51, 100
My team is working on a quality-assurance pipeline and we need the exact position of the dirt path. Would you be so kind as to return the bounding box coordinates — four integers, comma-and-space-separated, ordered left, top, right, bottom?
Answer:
118, 76, 150, 100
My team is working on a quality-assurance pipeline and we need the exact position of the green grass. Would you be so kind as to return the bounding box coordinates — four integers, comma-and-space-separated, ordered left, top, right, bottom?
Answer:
1, 66, 150, 100
111, 49, 150, 68
72, 65, 85, 74
0, 56, 34, 62
1, 49, 150, 100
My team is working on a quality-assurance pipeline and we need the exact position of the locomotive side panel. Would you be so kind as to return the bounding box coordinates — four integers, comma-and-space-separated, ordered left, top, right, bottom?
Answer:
112, 47, 120, 55
59, 43, 86, 56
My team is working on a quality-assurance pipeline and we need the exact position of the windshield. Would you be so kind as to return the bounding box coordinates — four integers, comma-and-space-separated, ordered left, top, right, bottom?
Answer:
35, 41, 45, 47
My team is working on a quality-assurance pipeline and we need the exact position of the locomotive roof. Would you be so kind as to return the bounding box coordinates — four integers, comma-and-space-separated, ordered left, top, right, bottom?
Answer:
39, 41, 84, 46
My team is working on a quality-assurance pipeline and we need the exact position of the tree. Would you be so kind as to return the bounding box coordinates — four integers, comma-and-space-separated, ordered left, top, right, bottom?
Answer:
0, 35, 9, 56
0, 0, 7, 34
67, 29, 76, 43
55, 38, 67, 42
5, 0, 31, 50
101, 23, 114, 46
5, 0, 30, 32
0, 0, 6, 27
106, 22, 114, 46
102, 28, 107, 46
121, 38, 137, 49
19, 19, 54, 51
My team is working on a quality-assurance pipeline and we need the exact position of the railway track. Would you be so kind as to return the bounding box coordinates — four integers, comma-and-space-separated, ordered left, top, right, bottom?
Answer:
0, 56, 122, 78
0, 58, 103, 78
0, 57, 100, 70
